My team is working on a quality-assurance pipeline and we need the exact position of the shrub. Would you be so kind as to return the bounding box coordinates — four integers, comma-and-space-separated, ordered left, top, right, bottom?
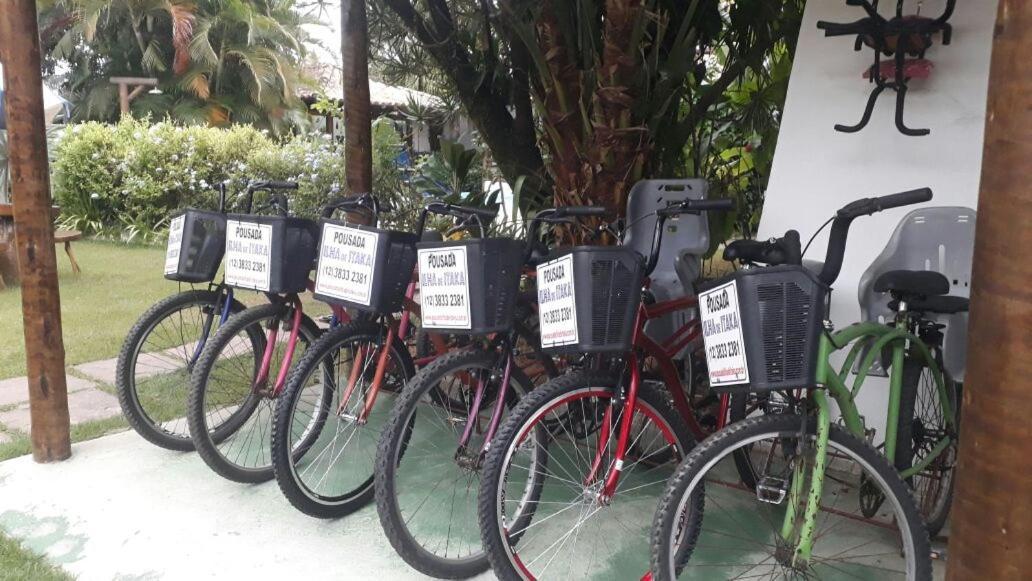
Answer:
51, 117, 413, 240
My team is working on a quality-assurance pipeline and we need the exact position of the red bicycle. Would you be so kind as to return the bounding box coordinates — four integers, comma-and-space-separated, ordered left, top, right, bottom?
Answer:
477, 196, 734, 581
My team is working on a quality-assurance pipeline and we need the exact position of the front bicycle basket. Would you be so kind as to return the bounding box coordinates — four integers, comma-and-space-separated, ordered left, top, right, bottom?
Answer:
312, 219, 418, 313
164, 209, 226, 283
698, 265, 827, 393
223, 214, 319, 294
536, 246, 644, 354
416, 238, 524, 335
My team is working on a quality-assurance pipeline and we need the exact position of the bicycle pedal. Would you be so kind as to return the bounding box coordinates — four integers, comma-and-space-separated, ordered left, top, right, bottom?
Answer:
756, 476, 789, 505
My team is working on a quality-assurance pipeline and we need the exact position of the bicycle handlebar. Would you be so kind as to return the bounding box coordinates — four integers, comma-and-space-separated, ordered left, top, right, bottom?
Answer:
817, 188, 932, 286
320, 193, 381, 224
241, 180, 299, 216
645, 198, 734, 275
524, 206, 612, 264
415, 201, 499, 239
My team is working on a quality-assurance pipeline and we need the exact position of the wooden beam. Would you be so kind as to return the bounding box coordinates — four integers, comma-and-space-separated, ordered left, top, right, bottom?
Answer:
341, 0, 372, 197
0, 0, 71, 462
947, 1, 1032, 578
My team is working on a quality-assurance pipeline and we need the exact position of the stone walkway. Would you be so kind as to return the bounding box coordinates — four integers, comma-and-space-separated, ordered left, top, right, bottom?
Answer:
0, 357, 126, 444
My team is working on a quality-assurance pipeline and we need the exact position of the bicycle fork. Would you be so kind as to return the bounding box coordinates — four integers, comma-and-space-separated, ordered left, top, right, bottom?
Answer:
254, 295, 304, 398
455, 350, 515, 469
584, 352, 644, 503
778, 389, 832, 568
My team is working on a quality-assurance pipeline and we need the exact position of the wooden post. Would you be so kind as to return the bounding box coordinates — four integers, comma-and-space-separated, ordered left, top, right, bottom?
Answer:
946, 1, 1032, 578
341, 0, 373, 196
0, 0, 72, 462
109, 77, 159, 115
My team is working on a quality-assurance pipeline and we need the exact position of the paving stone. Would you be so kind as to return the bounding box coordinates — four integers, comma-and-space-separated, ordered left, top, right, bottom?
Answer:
0, 386, 120, 433
0, 374, 96, 408
74, 354, 184, 385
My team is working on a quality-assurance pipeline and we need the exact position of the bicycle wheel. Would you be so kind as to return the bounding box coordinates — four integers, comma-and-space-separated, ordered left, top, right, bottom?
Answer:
116, 289, 250, 451
376, 349, 533, 578
479, 371, 693, 580
188, 302, 326, 483
271, 320, 414, 518
650, 413, 932, 580
896, 354, 959, 537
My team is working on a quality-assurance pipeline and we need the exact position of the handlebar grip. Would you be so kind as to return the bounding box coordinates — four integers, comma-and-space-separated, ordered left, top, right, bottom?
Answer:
457, 205, 498, 220
875, 188, 933, 211
555, 206, 609, 218
255, 180, 299, 191
320, 195, 373, 218
689, 198, 735, 211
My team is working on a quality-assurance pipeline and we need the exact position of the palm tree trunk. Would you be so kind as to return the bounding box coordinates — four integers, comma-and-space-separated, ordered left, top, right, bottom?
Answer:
341, 0, 373, 199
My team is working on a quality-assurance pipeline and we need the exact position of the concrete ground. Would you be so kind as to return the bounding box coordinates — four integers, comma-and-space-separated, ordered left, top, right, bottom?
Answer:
0, 430, 491, 580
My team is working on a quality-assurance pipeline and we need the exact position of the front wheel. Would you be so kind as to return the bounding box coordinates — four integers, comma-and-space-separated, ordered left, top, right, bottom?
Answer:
650, 413, 932, 580
272, 320, 414, 518
116, 288, 249, 451
479, 371, 694, 580
375, 349, 533, 579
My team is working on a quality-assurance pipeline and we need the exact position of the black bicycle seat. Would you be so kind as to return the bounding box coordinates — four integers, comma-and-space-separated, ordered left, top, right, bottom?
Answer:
888, 295, 969, 314
874, 270, 949, 297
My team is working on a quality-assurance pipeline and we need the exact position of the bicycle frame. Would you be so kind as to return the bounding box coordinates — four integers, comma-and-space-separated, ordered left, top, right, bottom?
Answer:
594, 290, 718, 499
187, 283, 236, 367
782, 316, 958, 566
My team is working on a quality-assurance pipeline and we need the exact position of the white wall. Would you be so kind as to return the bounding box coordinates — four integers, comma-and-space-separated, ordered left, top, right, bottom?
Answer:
759, 0, 997, 437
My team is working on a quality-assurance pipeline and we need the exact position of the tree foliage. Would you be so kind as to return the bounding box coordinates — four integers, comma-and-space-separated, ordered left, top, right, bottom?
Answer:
367, 0, 802, 238
38, 0, 318, 132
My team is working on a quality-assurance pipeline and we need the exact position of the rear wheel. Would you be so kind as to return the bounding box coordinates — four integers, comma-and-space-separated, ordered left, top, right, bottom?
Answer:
650, 413, 932, 580
479, 372, 694, 580
116, 289, 250, 451
896, 353, 958, 537
376, 349, 533, 578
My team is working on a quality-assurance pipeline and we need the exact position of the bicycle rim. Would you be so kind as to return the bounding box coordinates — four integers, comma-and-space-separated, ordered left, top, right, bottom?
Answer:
286, 333, 406, 505
130, 292, 228, 441
662, 427, 922, 579
495, 387, 683, 580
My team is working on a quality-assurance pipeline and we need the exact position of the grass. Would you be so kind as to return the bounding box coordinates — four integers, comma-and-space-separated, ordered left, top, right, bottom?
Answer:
0, 415, 129, 462
0, 240, 188, 380
0, 532, 73, 581
0, 238, 331, 380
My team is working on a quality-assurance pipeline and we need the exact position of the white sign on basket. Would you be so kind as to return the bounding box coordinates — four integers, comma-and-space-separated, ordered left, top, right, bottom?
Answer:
224, 220, 274, 292
418, 246, 472, 329
698, 279, 750, 386
314, 223, 380, 306
537, 254, 579, 348
164, 214, 186, 275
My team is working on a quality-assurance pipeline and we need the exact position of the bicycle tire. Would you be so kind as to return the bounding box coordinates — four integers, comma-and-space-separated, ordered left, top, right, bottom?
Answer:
188, 302, 325, 483
479, 371, 694, 581
376, 349, 533, 578
896, 353, 958, 537
271, 320, 414, 518
650, 413, 932, 580
116, 289, 249, 451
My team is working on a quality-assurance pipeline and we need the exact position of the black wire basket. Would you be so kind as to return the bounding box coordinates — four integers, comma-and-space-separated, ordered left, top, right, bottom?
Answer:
164, 209, 226, 283
536, 246, 645, 354
416, 238, 525, 335
698, 265, 828, 393
223, 214, 319, 294
312, 219, 418, 313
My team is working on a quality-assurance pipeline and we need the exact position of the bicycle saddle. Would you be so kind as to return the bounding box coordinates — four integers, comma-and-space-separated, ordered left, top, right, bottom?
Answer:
873, 269, 949, 296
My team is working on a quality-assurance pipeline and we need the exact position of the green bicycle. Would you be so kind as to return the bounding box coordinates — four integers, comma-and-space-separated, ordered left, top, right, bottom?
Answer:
650, 188, 957, 580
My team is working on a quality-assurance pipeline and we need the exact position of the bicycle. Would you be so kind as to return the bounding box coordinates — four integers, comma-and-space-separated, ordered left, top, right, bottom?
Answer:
649, 188, 951, 580
186, 182, 349, 483
373, 205, 607, 578
270, 198, 559, 521
116, 182, 278, 451
476, 196, 733, 580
